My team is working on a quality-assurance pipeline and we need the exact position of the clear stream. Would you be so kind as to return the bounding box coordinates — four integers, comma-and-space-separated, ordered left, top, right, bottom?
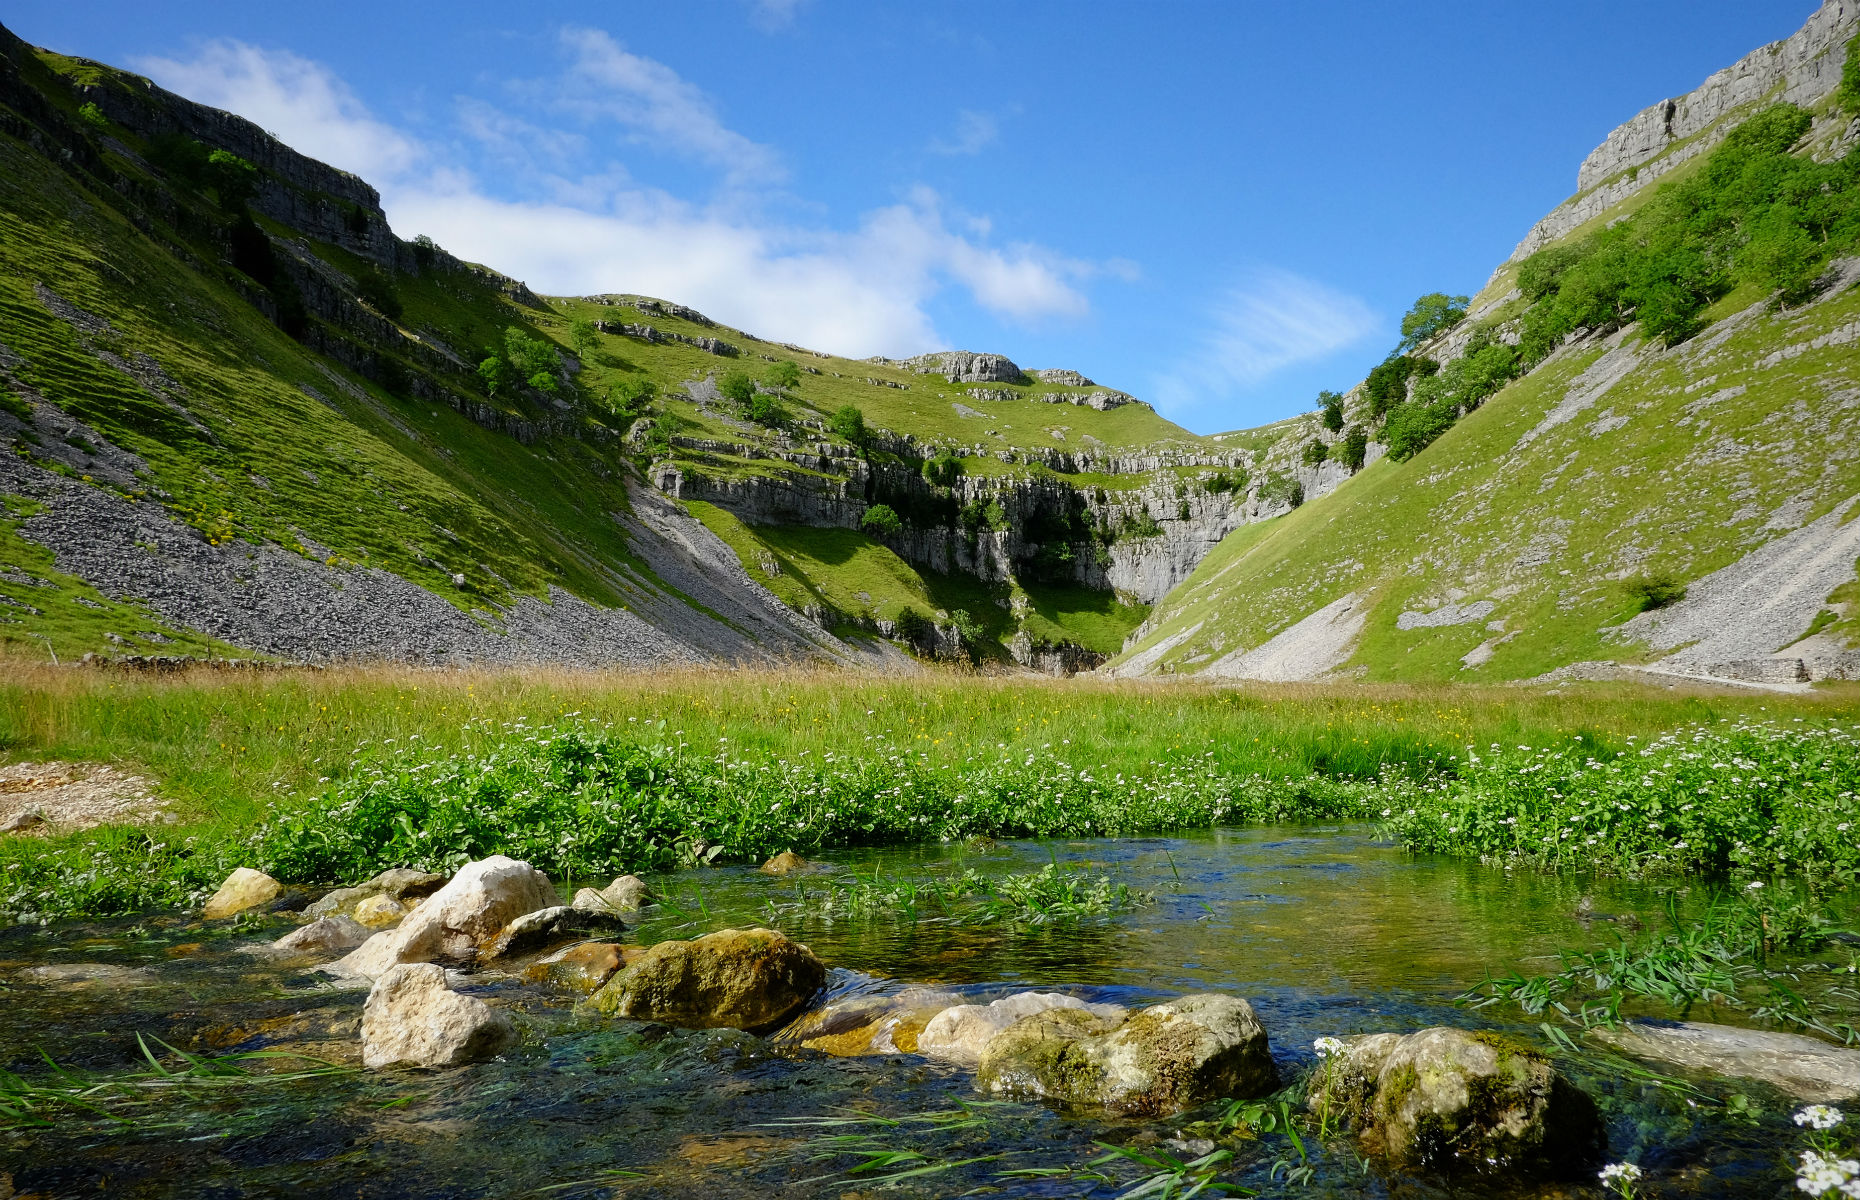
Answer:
0, 827, 1848, 1198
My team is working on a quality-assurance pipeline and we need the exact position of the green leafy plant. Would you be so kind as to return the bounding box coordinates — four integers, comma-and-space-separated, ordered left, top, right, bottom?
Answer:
1625, 573, 1686, 612
765, 359, 802, 390
76, 101, 107, 130
829, 404, 869, 447
1398, 292, 1468, 352
1319, 390, 1344, 433
860, 503, 902, 537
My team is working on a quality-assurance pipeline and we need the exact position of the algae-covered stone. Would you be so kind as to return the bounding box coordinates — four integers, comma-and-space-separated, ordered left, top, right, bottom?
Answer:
306, 868, 447, 921
1313, 1028, 1603, 1178
352, 894, 407, 928
587, 928, 824, 1030
918, 991, 1125, 1066
203, 867, 282, 919
776, 987, 967, 1057
573, 874, 654, 912
523, 941, 632, 992
361, 962, 516, 1069
760, 851, 810, 876
1590, 1019, 1860, 1103
975, 993, 1276, 1115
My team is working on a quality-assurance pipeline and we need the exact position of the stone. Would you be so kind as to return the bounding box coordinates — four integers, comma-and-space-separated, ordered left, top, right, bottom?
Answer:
203, 867, 282, 920
974, 994, 1277, 1115
329, 855, 556, 979
1314, 1028, 1603, 1178
352, 894, 407, 928
481, 905, 627, 961
1590, 1020, 1860, 1102
919, 992, 1125, 1066
776, 987, 967, 1057
361, 963, 516, 1069
305, 867, 447, 921
271, 915, 369, 957
587, 928, 826, 1030
20, 962, 157, 986
760, 850, 810, 875
572, 874, 654, 913
0, 809, 44, 833
523, 940, 632, 992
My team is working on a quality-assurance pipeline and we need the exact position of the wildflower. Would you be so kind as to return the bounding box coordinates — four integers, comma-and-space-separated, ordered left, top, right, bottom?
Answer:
1795, 1105, 1845, 1132
1313, 1036, 1344, 1058
1599, 1162, 1642, 1194
1795, 1150, 1860, 1197
1747, 880, 1765, 890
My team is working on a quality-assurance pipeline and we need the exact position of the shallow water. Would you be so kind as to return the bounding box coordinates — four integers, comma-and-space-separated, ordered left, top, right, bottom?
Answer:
0, 826, 1848, 1198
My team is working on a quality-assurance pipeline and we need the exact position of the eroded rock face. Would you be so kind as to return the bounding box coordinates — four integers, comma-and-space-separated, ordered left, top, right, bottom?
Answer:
587, 928, 825, 1030
974, 994, 1276, 1115
360, 963, 516, 1069
329, 855, 556, 979
1313, 1028, 1603, 1178
203, 868, 282, 919
272, 915, 369, 957
918, 992, 1125, 1066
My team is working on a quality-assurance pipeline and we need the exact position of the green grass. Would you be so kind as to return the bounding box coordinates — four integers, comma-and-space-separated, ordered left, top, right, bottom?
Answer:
1019, 581, 1148, 654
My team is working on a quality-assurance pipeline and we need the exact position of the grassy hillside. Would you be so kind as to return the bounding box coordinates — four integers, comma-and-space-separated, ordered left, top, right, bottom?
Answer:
0, 28, 1224, 665
1118, 88, 1860, 683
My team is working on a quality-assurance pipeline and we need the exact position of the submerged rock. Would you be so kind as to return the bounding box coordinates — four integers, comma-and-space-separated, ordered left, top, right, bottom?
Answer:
523, 940, 636, 992
918, 992, 1125, 1066
203, 867, 282, 919
587, 928, 825, 1030
20, 962, 158, 987
1590, 1020, 1860, 1102
777, 987, 967, 1057
271, 915, 369, 957
760, 851, 810, 875
481, 906, 627, 961
974, 994, 1277, 1115
572, 874, 654, 912
329, 855, 556, 979
361, 962, 516, 1069
1314, 1028, 1602, 1178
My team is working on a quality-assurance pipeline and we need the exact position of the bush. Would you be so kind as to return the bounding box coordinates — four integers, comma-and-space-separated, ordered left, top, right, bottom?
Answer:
205, 149, 258, 210
1410, 339, 1518, 414
922, 449, 962, 487
1204, 469, 1247, 495
744, 391, 784, 426
77, 101, 107, 129
411, 235, 438, 270
1340, 426, 1368, 472
1302, 439, 1329, 467
569, 317, 600, 359
1625, 573, 1687, 612
1381, 401, 1458, 462
1364, 355, 1437, 419
1398, 292, 1468, 352
504, 328, 560, 394
892, 607, 931, 646
1319, 390, 1345, 433
609, 376, 656, 416
718, 369, 755, 406
861, 504, 902, 537
765, 359, 802, 390
1122, 508, 1163, 538
830, 404, 869, 447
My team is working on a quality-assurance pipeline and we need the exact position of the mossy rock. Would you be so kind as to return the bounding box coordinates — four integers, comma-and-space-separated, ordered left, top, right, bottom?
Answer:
586, 927, 825, 1031
976, 993, 1278, 1116
1310, 1027, 1602, 1180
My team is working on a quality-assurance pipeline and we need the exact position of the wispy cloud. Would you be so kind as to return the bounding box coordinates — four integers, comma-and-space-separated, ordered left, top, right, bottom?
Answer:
929, 109, 999, 156
133, 40, 421, 181
134, 38, 1103, 358
1153, 270, 1379, 419
745, 0, 811, 32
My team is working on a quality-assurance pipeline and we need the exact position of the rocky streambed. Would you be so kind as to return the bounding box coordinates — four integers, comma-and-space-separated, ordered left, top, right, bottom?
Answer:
1, 828, 1856, 1197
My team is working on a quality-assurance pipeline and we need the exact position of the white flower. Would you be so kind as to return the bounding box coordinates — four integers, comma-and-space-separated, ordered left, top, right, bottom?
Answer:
1795, 1105, 1845, 1131
1747, 880, 1765, 890
1599, 1162, 1642, 1183
1796, 1150, 1860, 1197
1313, 1036, 1344, 1058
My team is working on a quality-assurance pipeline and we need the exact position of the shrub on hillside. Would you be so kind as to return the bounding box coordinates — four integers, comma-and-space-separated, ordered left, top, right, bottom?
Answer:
892, 606, 931, 647
1257, 471, 1303, 509
718, 369, 755, 406
861, 504, 902, 537
1319, 390, 1345, 432
922, 448, 962, 487
1302, 439, 1329, 466
1381, 400, 1458, 462
765, 359, 802, 390
1340, 426, 1368, 472
354, 267, 403, 321
1398, 292, 1468, 352
1625, 573, 1687, 612
1364, 355, 1437, 419
830, 404, 869, 447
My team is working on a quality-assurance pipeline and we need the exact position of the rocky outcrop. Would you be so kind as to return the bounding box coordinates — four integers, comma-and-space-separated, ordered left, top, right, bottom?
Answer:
973, 994, 1279, 1115
361, 963, 516, 1069
1313, 1028, 1603, 1178
919, 992, 1126, 1065
330, 855, 557, 979
587, 928, 826, 1030
759, 851, 810, 875
896, 351, 1028, 384
1032, 369, 1096, 387
1508, 1, 1859, 263
202, 868, 281, 919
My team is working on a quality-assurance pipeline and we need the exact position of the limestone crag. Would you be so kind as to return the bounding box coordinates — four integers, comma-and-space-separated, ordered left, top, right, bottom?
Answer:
1508, 0, 1859, 264
893, 351, 1028, 384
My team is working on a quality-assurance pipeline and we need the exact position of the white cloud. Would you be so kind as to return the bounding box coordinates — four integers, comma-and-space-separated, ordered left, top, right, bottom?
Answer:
930, 109, 998, 156
555, 27, 784, 186
1154, 270, 1378, 413
124, 38, 1102, 359
134, 40, 421, 182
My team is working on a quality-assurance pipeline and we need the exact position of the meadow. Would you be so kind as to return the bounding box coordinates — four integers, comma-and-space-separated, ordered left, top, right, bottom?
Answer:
3, 657, 1857, 921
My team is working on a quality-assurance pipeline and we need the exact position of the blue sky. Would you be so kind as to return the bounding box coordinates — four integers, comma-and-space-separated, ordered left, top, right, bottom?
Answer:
7, 1, 1819, 433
